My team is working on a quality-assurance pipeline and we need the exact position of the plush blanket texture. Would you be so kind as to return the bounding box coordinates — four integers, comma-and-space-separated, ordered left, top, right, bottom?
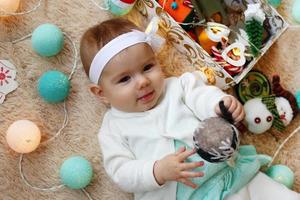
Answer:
0, 0, 299, 199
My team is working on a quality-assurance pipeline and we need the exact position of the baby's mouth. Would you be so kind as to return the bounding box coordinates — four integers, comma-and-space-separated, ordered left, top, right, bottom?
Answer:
137, 90, 155, 103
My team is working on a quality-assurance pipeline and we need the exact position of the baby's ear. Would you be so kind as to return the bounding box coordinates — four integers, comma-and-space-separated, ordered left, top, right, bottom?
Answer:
88, 84, 110, 105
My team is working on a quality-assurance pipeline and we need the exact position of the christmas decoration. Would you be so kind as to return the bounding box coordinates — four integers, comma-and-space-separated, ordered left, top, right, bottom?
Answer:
236, 71, 271, 104
107, 0, 136, 15
0, 0, 20, 13
292, 0, 300, 23
244, 4, 265, 56
244, 95, 294, 134
198, 22, 230, 54
193, 101, 239, 163
268, 0, 282, 8
190, 0, 228, 24
38, 70, 70, 103
60, 156, 93, 189
6, 120, 41, 154
0, 60, 18, 104
32, 23, 64, 57
272, 74, 299, 118
193, 117, 239, 163
266, 165, 295, 189
296, 90, 300, 108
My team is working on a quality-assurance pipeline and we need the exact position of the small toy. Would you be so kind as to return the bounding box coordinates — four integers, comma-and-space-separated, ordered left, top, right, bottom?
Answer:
157, 0, 196, 30
272, 75, 299, 118
244, 3, 265, 56
236, 71, 271, 104
223, 0, 246, 12
198, 22, 230, 54
244, 97, 274, 134
191, 0, 229, 24
193, 101, 239, 163
244, 95, 294, 134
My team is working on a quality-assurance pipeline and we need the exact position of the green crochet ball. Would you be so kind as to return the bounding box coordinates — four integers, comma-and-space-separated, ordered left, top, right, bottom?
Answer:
31, 23, 64, 57
266, 165, 294, 189
60, 156, 93, 189
293, 0, 300, 23
268, 0, 282, 8
296, 90, 300, 108
38, 70, 70, 103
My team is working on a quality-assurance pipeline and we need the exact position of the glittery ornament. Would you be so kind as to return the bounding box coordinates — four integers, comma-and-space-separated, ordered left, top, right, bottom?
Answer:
193, 117, 239, 163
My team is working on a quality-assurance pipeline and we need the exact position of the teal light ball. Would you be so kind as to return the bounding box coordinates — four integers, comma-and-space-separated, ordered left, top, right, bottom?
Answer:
107, 0, 134, 15
38, 70, 70, 103
268, 0, 282, 8
32, 23, 64, 57
60, 156, 93, 189
266, 165, 294, 189
292, 0, 300, 23
296, 90, 300, 108
109, 3, 131, 15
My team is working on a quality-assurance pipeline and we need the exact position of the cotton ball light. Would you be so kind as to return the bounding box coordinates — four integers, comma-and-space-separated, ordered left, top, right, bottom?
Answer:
0, 0, 20, 13
38, 70, 70, 103
266, 165, 294, 189
31, 24, 64, 57
296, 90, 300, 108
60, 156, 93, 189
6, 120, 41, 153
292, 0, 300, 23
107, 0, 136, 15
267, 0, 282, 8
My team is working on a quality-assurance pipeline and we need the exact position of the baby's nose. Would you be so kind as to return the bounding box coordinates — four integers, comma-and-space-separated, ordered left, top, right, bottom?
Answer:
136, 75, 150, 88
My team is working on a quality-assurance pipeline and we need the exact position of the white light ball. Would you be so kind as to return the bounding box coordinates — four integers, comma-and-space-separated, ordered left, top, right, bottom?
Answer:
6, 120, 41, 153
0, 0, 20, 13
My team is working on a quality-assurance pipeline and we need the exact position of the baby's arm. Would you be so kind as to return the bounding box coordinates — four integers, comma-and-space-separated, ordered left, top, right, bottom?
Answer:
180, 72, 229, 120
99, 116, 162, 193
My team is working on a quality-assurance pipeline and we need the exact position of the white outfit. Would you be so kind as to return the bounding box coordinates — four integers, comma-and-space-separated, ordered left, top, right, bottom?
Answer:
98, 72, 299, 200
226, 172, 299, 200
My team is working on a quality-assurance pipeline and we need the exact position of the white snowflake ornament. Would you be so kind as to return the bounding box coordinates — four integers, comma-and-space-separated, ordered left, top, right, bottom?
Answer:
0, 60, 18, 104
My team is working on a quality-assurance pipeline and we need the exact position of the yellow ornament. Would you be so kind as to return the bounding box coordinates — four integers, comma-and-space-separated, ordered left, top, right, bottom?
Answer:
0, 0, 20, 13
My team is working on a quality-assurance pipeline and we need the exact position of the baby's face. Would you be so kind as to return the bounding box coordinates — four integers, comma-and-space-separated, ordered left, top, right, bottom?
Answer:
99, 43, 165, 112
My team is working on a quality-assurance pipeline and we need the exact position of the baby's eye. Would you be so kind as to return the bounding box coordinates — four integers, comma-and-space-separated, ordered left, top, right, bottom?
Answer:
143, 64, 154, 71
118, 76, 130, 83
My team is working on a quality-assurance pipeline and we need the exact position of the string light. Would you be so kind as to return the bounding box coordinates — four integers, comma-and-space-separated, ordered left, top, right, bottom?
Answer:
0, 0, 20, 13
4, 24, 94, 199
0, 0, 42, 17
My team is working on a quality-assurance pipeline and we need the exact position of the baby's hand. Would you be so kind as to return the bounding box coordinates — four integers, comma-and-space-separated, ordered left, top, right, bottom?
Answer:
215, 96, 245, 124
153, 147, 204, 189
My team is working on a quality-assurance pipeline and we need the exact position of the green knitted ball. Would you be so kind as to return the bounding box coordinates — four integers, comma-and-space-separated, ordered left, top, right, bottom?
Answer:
60, 156, 93, 189
38, 70, 70, 103
31, 23, 64, 57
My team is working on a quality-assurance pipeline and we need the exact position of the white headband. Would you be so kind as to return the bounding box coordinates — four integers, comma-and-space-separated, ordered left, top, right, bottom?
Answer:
89, 30, 159, 84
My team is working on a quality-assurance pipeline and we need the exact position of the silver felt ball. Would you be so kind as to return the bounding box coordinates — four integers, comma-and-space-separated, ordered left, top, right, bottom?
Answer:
193, 117, 239, 163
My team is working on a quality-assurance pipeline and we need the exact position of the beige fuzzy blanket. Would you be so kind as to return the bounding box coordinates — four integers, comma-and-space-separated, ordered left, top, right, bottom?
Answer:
0, 0, 299, 199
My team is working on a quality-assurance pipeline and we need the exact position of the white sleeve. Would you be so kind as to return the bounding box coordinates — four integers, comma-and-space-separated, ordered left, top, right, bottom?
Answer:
98, 114, 163, 193
179, 71, 229, 120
